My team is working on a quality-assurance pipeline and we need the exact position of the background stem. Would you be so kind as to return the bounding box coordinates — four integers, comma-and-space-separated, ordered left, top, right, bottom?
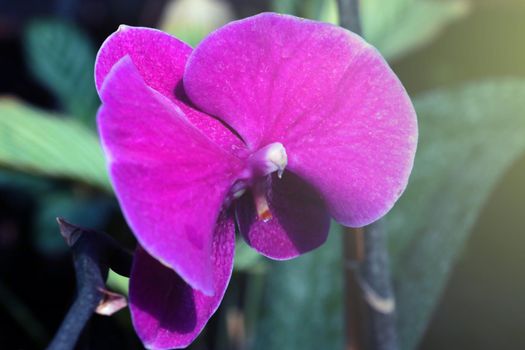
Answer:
360, 222, 399, 350
337, 0, 362, 34
337, 1, 399, 349
343, 228, 367, 350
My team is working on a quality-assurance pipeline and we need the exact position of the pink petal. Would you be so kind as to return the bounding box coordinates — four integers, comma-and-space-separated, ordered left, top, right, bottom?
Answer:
130, 212, 235, 350
94, 26, 190, 99
98, 56, 243, 294
184, 13, 418, 227
236, 172, 330, 259
95, 25, 245, 154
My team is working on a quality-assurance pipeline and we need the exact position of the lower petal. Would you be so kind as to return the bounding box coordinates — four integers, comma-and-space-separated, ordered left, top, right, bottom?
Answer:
236, 172, 330, 260
129, 212, 235, 350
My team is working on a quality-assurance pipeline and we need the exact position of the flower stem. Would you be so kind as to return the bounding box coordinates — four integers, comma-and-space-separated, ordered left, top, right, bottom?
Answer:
337, 0, 362, 34
337, 1, 399, 349
360, 222, 398, 350
46, 218, 132, 350
343, 227, 367, 350
343, 222, 399, 350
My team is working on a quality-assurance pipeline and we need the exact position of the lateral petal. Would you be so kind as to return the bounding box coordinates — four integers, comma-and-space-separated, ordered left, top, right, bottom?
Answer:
98, 56, 242, 294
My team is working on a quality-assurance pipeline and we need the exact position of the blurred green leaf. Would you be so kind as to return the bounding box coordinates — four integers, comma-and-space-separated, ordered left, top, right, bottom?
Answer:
387, 79, 525, 349
273, 0, 469, 61
363, 0, 470, 61
271, 0, 335, 22
0, 98, 110, 191
270, 0, 301, 14
361, 0, 412, 43
107, 270, 130, 296
160, 0, 234, 47
34, 192, 114, 256
0, 168, 53, 193
234, 238, 267, 273
253, 224, 344, 350
23, 18, 99, 126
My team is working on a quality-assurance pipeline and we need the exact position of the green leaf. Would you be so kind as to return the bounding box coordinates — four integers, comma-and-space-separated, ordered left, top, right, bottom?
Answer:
270, 0, 301, 14
363, 0, 470, 61
23, 18, 99, 126
361, 0, 412, 43
0, 168, 53, 193
271, 0, 336, 22
272, 0, 469, 61
0, 98, 110, 191
159, 0, 234, 47
33, 192, 114, 256
107, 270, 130, 296
253, 224, 344, 350
234, 238, 267, 273
387, 80, 525, 349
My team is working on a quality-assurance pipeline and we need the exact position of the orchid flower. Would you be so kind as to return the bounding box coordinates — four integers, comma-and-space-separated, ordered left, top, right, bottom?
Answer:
95, 12, 417, 349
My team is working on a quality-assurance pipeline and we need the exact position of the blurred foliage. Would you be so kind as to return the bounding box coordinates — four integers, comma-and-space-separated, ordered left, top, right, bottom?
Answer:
107, 270, 130, 296
23, 19, 99, 127
0, 99, 109, 190
251, 79, 525, 350
162, 0, 469, 59
253, 224, 344, 350
361, 0, 469, 60
270, 0, 469, 61
34, 192, 114, 256
160, 0, 234, 46
234, 238, 267, 272
388, 80, 525, 350
271, 0, 330, 20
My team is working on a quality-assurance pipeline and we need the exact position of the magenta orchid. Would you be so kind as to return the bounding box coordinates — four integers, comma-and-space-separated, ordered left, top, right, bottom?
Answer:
95, 12, 417, 350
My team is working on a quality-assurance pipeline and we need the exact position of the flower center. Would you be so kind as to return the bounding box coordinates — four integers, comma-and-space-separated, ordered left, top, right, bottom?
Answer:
247, 142, 287, 221
247, 142, 288, 179
227, 143, 288, 222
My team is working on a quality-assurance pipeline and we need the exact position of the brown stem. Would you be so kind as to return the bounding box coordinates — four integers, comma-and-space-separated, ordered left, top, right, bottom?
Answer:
343, 228, 367, 350
337, 0, 399, 348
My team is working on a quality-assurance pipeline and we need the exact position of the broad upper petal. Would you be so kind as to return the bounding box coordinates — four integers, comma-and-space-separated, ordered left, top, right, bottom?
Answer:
95, 25, 245, 153
184, 13, 417, 227
98, 56, 242, 294
236, 172, 330, 259
130, 212, 235, 349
